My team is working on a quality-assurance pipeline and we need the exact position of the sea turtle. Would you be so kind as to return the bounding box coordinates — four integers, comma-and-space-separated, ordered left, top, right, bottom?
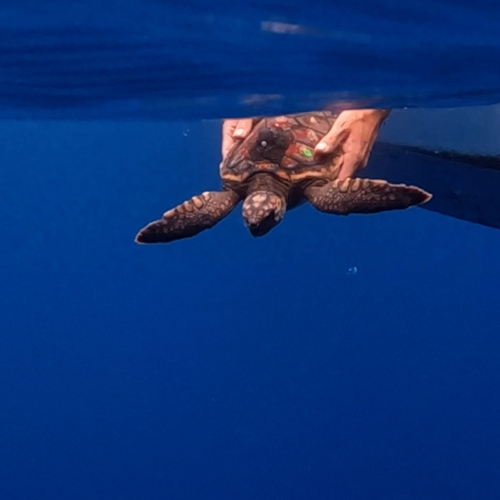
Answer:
135, 111, 432, 244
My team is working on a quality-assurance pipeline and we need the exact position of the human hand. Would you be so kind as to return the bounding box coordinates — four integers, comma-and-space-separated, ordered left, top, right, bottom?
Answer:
221, 118, 255, 160
220, 109, 390, 178
314, 109, 390, 179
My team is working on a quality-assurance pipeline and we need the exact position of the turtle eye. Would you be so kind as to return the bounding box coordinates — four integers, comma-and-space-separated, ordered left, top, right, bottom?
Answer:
260, 140, 268, 147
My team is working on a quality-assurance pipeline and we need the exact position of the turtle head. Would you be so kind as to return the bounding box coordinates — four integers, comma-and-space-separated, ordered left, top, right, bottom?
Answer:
242, 191, 286, 237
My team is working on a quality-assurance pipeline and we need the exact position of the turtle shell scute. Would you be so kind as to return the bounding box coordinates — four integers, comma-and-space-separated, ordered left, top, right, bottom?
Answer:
221, 111, 341, 182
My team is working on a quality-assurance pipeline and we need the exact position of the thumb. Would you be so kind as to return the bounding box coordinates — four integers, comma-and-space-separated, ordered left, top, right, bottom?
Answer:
314, 125, 350, 156
232, 118, 254, 139
221, 119, 239, 159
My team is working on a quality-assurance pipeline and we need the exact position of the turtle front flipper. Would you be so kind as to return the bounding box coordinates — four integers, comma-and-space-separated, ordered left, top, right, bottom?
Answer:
135, 190, 239, 244
304, 178, 432, 215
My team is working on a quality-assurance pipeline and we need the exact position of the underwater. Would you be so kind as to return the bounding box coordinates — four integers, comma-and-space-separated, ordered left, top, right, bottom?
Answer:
1, 1, 500, 499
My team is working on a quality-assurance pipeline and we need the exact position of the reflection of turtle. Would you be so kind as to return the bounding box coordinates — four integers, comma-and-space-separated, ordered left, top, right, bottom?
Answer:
135, 111, 431, 244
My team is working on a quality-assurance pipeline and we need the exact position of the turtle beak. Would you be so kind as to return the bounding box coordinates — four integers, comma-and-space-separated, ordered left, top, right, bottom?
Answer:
246, 211, 277, 237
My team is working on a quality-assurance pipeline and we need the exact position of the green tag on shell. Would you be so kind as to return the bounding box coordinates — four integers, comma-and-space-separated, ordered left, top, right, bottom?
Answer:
302, 148, 313, 158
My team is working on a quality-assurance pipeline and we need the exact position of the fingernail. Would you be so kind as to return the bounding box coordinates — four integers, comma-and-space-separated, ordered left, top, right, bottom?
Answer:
234, 128, 246, 138
316, 142, 328, 152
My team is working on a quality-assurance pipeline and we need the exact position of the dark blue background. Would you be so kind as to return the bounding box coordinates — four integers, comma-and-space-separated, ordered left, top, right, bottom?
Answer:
1, 119, 500, 499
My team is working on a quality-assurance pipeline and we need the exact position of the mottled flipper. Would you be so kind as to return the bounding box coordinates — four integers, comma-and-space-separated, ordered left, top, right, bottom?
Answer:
304, 178, 431, 215
135, 190, 239, 244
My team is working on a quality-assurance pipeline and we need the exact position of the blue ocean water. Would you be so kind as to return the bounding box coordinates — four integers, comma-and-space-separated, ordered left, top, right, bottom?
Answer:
1, 3, 500, 500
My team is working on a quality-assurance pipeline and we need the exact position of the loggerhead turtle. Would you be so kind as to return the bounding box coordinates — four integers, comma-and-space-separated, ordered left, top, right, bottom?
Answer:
135, 111, 432, 244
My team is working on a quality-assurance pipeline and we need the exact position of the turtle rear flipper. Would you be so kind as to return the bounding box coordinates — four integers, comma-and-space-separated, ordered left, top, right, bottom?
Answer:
135, 190, 239, 244
304, 178, 432, 215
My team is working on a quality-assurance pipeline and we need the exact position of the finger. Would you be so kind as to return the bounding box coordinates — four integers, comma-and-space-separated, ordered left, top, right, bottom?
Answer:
339, 136, 375, 176
337, 152, 362, 180
314, 126, 350, 156
359, 136, 378, 169
221, 119, 254, 159
232, 118, 254, 139
221, 119, 239, 159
